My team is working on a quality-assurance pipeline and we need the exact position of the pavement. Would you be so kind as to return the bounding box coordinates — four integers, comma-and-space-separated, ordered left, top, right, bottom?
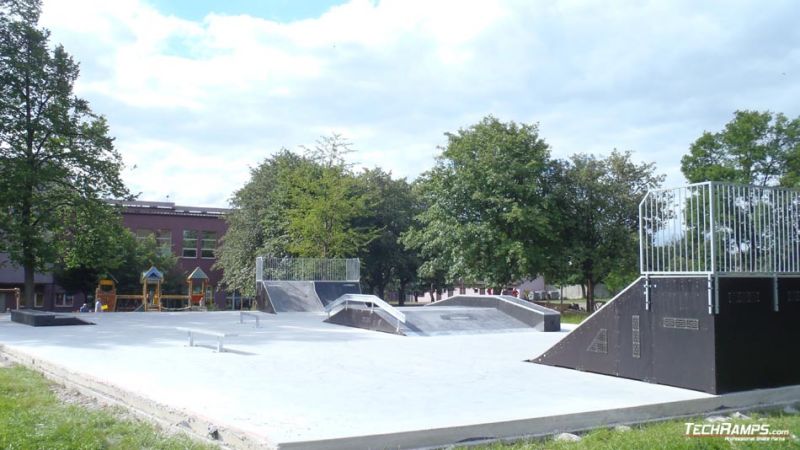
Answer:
0, 311, 724, 448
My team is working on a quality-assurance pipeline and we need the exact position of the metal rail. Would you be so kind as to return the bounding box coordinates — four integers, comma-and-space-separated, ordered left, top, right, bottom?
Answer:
639, 182, 800, 276
325, 294, 406, 331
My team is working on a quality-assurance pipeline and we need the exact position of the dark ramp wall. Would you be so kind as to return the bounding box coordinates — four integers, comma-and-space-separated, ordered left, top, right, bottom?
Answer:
534, 276, 800, 394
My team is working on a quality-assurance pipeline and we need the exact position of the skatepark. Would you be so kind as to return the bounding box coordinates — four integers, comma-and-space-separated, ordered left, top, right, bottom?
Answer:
2, 182, 800, 448
0, 310, 746, 449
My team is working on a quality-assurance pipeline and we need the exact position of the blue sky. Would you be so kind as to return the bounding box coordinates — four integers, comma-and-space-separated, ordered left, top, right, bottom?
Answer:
38, 0, 800, 207
144, 0, 344, 23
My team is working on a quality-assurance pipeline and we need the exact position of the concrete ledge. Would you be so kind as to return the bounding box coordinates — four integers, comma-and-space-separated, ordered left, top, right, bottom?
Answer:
11, 310, 94, 327
0, 344, 271, 450
4, 342, 798, 450
280, 385, 800, 450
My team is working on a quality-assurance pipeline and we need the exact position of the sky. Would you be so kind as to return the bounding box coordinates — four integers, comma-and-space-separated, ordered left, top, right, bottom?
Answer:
38, 0, 800, 208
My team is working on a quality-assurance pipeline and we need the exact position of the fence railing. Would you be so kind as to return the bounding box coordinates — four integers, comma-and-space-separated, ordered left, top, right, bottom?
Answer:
255, 257, 360, 282
639, 182, 800, 275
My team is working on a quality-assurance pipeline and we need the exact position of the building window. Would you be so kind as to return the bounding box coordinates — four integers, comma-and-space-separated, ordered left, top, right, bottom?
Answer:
55, 293, 74, 307
201, 231, 216, 258
156, 229, 172, 255
34, 292, 44, 308
182, 230, 198, 258
135, 229, 154, 242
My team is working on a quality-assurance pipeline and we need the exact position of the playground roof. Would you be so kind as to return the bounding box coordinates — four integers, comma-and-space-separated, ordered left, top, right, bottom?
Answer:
140, 266, 164, 282
187, 267, 208, 280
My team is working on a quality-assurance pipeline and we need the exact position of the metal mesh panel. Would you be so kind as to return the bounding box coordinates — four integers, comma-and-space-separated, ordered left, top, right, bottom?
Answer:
639, 182, 800, 275
256, 257, 360, 281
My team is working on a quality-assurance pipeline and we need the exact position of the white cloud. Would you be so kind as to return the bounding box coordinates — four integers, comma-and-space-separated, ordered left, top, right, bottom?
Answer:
39, 0, 800, 206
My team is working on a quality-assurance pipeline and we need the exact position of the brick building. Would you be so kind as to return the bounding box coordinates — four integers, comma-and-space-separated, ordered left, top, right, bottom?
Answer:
0, 200, 231, 311
113, 200, 230, 307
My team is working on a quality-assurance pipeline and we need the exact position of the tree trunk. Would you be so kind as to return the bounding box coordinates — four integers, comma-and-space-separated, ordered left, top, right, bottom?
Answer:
398, 282, 406, 306
586, 277, 595, 313
377, 284, 386, 301
23, 259, 35, 308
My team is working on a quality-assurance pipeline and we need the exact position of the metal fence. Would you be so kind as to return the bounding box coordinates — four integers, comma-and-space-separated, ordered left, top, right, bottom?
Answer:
639, 182, 800, 275
255, 256, 360, 282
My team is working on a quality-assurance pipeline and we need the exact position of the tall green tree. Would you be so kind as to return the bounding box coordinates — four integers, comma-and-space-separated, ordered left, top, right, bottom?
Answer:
0, 0, 127, 305
681, 110, 800, 187
216, 137, 378, 295
286, 135, 377, 258
214, 150, 306, 296
358, 168, 419, 303
402, 116, 557, 288
550, 151, 663, 311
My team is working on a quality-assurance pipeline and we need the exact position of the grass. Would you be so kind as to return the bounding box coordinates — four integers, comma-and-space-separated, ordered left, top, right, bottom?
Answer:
0, 364, 215, 450
559, 310, 590, 324
470, 410, 800, 450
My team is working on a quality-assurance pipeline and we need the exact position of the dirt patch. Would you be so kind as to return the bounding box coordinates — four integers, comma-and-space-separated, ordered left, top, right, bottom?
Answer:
50, 382, 140, 423
0, 354, 13, 368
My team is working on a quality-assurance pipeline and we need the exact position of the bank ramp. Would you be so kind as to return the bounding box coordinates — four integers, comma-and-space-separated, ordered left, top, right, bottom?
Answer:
325, 294, 560, 336
260, 281, 324, 313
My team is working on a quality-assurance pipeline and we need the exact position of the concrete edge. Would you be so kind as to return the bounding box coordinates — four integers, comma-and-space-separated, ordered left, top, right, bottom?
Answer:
0, 344, 273, 450
278, 384, 800, 450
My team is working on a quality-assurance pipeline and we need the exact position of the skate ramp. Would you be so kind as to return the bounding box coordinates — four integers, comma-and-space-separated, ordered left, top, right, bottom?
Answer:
402, 307, 532, 336
325, 295, 556, 336
262, 281, 324, 313
429, 295, 560, 331
314, 281, 361, 306
533, 276, 800, 394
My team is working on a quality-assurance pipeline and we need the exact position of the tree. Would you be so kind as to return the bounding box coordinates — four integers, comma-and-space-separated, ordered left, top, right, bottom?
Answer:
216, 138, 378, 295
550, 151, 663, 311
402, 116, 557, 288
0, 0, 127, 305
286, 136, 377, 258
214, 150, 305, 296
358, 168, 420, 303
52, 203, 129, 300
681, 110, 800, 187
111, 231, 179, 294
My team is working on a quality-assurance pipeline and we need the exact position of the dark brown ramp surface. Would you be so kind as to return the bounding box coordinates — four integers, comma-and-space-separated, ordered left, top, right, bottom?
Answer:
402, 307, 532, 336
326, 304, 540, 336
263, 281, 324, 312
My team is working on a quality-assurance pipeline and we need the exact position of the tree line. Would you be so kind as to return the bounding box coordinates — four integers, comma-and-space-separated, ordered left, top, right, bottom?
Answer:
215, 117, 666, 311
2, 0, 799, 308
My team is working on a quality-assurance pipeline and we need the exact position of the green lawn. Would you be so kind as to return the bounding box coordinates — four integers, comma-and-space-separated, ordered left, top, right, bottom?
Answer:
0, 364, 215, 450
470, 410, 800, 450
559, 310, 590, 324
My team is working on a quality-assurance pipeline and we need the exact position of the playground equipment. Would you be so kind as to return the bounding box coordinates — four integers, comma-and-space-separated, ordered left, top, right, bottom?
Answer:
160, 267, 209, 311
255, 257, 362, 313
96, 266, 209, 312
95, 277, 117, 311
140, 266, 164, 311
534, 182, 800, 394
0, 288, 21, 311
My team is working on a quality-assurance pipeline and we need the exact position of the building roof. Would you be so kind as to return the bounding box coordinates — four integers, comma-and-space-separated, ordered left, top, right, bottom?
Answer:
107, 200, 231, 218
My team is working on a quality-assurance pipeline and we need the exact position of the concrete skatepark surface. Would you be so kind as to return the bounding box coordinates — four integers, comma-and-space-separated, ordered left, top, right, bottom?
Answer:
0, 311, 795, 449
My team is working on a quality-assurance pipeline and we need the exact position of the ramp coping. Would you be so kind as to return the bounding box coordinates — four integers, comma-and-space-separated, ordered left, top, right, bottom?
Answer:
326, 294, 406, 330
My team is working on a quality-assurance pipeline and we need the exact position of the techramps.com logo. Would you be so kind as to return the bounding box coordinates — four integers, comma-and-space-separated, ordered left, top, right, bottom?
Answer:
684, 422, 792, 442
